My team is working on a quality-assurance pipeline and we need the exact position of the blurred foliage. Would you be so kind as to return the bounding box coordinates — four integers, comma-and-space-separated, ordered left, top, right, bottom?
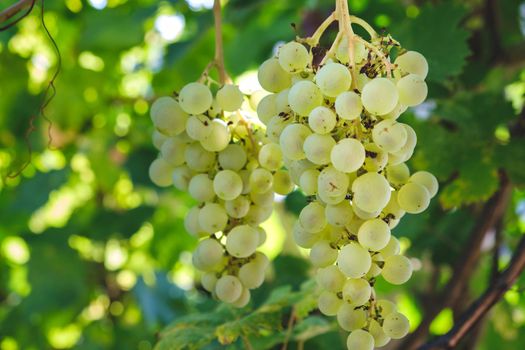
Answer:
0, 0, 525, 350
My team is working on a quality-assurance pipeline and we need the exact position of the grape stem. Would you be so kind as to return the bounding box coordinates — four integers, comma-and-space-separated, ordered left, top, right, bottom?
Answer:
302, 11, 337, 47
354, 36, 393, 77
213, 0, 229, 84
349, 15, 377, 39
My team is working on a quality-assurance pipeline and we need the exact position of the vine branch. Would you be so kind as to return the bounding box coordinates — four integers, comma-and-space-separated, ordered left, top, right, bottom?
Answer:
0, 0, 35, 30
213, 0, 228, 85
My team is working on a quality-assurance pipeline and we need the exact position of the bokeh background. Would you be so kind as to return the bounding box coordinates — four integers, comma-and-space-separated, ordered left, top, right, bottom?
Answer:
1, 0, 525, 349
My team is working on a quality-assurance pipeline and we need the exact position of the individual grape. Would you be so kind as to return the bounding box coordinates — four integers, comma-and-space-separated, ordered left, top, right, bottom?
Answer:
361, 78, 399, 115
395, 51, 428, 79
372, 119, 408, 153
258, 58, 292, 93
337, 242, 372, 278
184, 206, 204, 237
382, 312, 410, 339
409, 171, 438, 197
287, 159, 316, 185
266, 115, 293, 142
200, 119, 230, 152
275, 88, 292, 112
315, 62, 352, 97
303, 133, 336, 165
310, 240, 338, 267
342, 278, 371, 306
215, 275, 243, 303
185, 114, 212, 141
346, 329, 374, 350
318, 166, 350, 198
278, 41, 310, 73
172, 165, 193, 191
331, 138, 366, 173
226, 225, 259, 258
201, 272, 218, 292
245, 204, 273, 226
318, 190, 347, 206
256, 94, 277, 125
252, 251, 270, 270
299, 168, 320, 196
238, 261, 266, 289
188, 174, 215, 202
218, 144, 247, 171
249, 168, 273, 193
199, 202, 228, 233
386, 163, 410, 187
337, 303, 367, 331
213, 170, 243, 200
216, 84, 244, 112
316, 265, 346, 292
256, 226, 267, 246
259, 143, 283, 171
336, 36, 367, 64
379, 236, 401, 259
299, 202, 327, 233
353, 204, 381, 220
369, 319, 391, 347
280, 123, 312, 160
357, 218, 391, 251
151, 97, 189, 136
335, 91, 363, 120
366, 253, 384, 278
149, 158, 174, 187
356, 73, 371, 91
383, 101, 408, 120
184, 143, 216, 172
397, 74, 428, 107
318, 291, 343, 316
288, 80, 323, 116
324, 201, 353, 228
382, 191, 406, 225
376, 299, 397, 317
249, 89, 266, 110
352, 172, 391, 213
391, 124, 417, 163
193, 238, 223, 271
308, 106, 337, 134
382, 254, 413, 285
160, 137, 187, 167
397, 182, 430, 214
232, 287, 251, 308
363, 143, 388, 172
250, 190, 274, 207
179, 82, 213, 114
225, 196, 250, 218
152, 130, 168, 149
273, 170, 294, 195
345, 215, 365, 235
239, 169, 252, 194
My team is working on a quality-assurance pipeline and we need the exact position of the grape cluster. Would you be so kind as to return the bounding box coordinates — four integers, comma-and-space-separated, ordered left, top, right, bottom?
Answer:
149, 81, 294, 307
255, 32, 437, 348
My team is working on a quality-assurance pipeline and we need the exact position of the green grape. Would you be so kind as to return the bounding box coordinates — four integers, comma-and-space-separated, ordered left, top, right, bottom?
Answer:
325, 200, 354, 227
225, 196, 250, 218
336, 36, 367, 64
278, 41, 310, 73
345, 214, 365, 235
250, 190, 274, 207
318, 291, 343, 316
149, 158, 174, 187
193, 238, 224, 271
245, 204, 273, 226
249, 168, 273, 193
395, 51, 428, 79
275, 88, 292, 112
366, 253, 384, 278
357, 218, 391, 251
346, 329, 374, 350
213, 170, 243, 200
259, 143, 283, 171
397, 182, 430, 214
310, 240, 338, 267
184, 143, 216, 172
273, 170, 294, 195
379, 236, 401, 259
382, 312, 410, 339
342, 278, 371, 306
376, 299, 397, 317
383, 101, 408, 120
151, 96, 189, 136
179, 82, 213, 115
293, 221, 323, 248
386, 162, 410, 187
372, 119, 408, 153
352, 204, 381, 220
337, 303, 367, 331
409, 171, 438, 198
152, 130, 168, 149
318, 190, 347, 206
238, 261, 265, 289
257, 94, 277, 125
287, 158, 315, 184
201, 272, 218, 292
184, 206, 204, 237
215, 275, 243, 303
337, 242, 371, 278
356, 73, 371, 92
185, 114, 212, 141
252, 252, 270, 270
331, 138, 366, 173
239, 169, 252, 194
382, 254, 413, 285
258, 58, 292, 93
318, 166, 349, 198
316, 265, 346, 292
218, 144, 247, 171
382, 191, 405, 228
315, 62, 352, 97
299, 168, 320, 195
266, 115, 293, 142
216, 84, 244, 112
363, 143, 388, 172
280, 123, 311, 160
198, 202, 228, 233
288, 80, 323, 116
335, 91, 363, 120
189, 174, 215, 202
249, 90, 266, 110
299, 202, 327, 233
232, 287, 251, 308
361, 78, 399, 115
397, 74, 428, 107
308, 106, 337, 134
303, 133, 336, 165
391, 124, 417, 164
352, 172, 391, 213
226, 225, 259, 258
256, 226, 267, 246
200, 119, 230, 152
369, 319, 391, 347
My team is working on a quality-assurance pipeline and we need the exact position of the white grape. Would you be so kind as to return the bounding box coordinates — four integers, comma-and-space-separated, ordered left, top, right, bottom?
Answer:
318, 166, 349, 198
316, 265, 346, 292
386, 163, 410, 187
409, 171, 438, 197
395, 51, 428, 79
280, 123, 312, 160
335, 91, 363, 120
357, 218, 391, 251
318, 291, 342, 316
379, 236, 401, 259
232, 287, 251, 308
316, 62, 352, 97
189, 174, 215, 202
310, 240, 338, 267
308, 106, 337, 134
352, 205, 381, 220
215, 275, 243, 303
218, 144, 247, 171
185, 143, 216, 172
352, 172, 391, 213
238, 261, 265, 289
256, 226, 267, 246
382, 312, 410, 339
299, 202, 327, 233
225, 196, 250, 218
273, 170, 294, 195
337, 303, 367, 331
361, 78, 399, 115
257, 94, 277, 125
383, 101, 408, 120
151, 97, 189, 136
397, 182, 430, 213
276, 88, 292, 112
293, 222, 323, 248
372, 119, 408, 153
193, 238, 223, 271
199, 202, 228, 233
184, 206, 203, 236
258, 58, 292, 93
216, 84, 244, 112
226, 225, 259, 258
172, 165, 193, 191
346, 329, 374, 350
337, 242, 371, 278
259, 143, 283, 171
377, 299, 397, 317
149, 158, 174, 187
249, 168, 273, 193
336, 36, 367, 64
160, 137, 187, 167
185, 114, 212, 141
299, 168, 320, 195
303, 133, 336, 165
278, 41, 310, 73
152, 130, 168, 149
250, 190, 274, 207
397, 74, 428, 107
325, 200, 354, 227
382, 254, 413, 285
179, 82, 213, 115
266, 115, 293, 142
245, 204, 273, 226
342, 278, 371, 306
369, 319, 391, 347
331, 138, 365, 173
363, 143, 388, 172
288, 80, 323, 116
213, 170, 243, 200
201, 272, 218, 292
200, 119, 230, 152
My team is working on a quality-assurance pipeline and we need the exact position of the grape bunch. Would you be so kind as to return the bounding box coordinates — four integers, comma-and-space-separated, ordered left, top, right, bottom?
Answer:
255, 14, 438, 350
149, 80, 294, 307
